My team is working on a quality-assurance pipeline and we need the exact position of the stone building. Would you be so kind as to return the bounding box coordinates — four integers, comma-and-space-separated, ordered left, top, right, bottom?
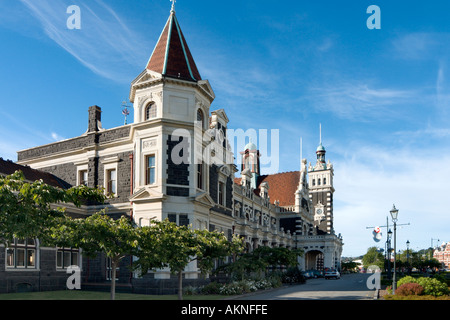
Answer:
0, 6, 343, 293
434, 242, 450, 269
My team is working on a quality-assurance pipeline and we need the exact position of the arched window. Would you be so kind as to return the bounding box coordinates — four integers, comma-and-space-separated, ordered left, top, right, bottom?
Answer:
196, 108, 204, 128
145, 102, 157, 120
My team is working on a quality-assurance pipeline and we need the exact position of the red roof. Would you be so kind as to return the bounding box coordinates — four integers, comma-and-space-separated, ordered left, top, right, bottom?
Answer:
234, 171, 300, 207
146, 11, 201, 82
0, 158, 69, 189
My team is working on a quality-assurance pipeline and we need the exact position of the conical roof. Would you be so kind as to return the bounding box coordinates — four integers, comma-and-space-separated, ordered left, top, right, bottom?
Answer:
146, 10, 202, 82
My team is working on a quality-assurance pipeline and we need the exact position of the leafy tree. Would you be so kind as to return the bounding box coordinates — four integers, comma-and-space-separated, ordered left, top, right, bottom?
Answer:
51, 213, 139, 300
362, 247, 384, 269
341, 261, 360, 272
0, 170, 104, 245
133, 219, 244, 300
216, 246, 303, 280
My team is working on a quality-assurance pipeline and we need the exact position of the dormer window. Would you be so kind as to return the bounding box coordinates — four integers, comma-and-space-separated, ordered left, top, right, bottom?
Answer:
145, 102, 157, 120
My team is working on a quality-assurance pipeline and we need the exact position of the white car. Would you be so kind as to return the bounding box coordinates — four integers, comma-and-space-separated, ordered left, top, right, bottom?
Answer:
324, 269, 340, 279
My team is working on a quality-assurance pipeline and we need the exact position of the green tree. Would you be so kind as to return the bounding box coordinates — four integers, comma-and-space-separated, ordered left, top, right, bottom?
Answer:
0, 170, 105, 245
362, 247, 384, 269
51, 213, 139, 300
134, 219, 244, 300
216, 246, 303, 280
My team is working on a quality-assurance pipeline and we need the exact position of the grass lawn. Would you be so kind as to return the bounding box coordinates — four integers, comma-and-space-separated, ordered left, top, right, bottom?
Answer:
0, 290, 228, 300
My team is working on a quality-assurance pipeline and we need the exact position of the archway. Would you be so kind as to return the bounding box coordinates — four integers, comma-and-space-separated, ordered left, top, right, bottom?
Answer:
304, 250, 324, 271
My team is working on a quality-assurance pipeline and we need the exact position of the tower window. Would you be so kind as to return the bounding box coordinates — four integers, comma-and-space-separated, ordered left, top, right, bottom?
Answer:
145, 102, 157, 120
312, 179, 315, 186
218, 181, 225, 205
197, 109, 204, 128
197, 163, 203, 189
318, 178, 321, 185
323, 178, 326, 185
145, 155, 156, 185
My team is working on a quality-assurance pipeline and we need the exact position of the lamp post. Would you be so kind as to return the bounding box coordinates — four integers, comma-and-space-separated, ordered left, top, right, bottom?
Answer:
390, 204, 399, 294
387, 229, 392, 280
406, 240, 410, 274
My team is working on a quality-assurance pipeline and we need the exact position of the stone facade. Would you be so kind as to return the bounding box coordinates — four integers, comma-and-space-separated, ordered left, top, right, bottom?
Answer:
0, 8, 343, 293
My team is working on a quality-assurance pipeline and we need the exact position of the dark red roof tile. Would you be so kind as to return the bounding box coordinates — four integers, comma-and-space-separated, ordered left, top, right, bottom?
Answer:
234, 171, 300, 207
146, 12, 201, 81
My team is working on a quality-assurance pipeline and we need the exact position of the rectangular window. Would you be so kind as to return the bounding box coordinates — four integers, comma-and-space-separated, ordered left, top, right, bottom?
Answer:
79, 170, 88, 186
57, 247, 80, 269
145, 155, 156, 185
197, 163, 203, 189
218, 181, 224, 205
179, 214, 189, 226
6, 238, 37, 269
168, 214, 177, 223
6, 248, 14, 267
107, 169, 117, 195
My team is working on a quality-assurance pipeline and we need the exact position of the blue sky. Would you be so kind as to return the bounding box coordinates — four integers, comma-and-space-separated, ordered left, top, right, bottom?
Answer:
1, 0, 450, 257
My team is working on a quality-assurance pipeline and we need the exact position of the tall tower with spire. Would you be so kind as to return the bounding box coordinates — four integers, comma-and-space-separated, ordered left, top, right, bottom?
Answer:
308, 124, 335, 234
128, 4, 218, 232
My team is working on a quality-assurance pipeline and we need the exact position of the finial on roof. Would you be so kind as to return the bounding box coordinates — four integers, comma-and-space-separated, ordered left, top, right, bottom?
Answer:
170, 0, 176, 13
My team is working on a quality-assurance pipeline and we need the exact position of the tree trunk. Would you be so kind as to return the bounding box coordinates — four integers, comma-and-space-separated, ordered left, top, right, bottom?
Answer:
111, 259, 117, 300
177, 271, 183, 300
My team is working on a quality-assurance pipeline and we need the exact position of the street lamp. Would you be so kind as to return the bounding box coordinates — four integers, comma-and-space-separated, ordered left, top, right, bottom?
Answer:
406, 240, 410, 273
390, 204, 399, 294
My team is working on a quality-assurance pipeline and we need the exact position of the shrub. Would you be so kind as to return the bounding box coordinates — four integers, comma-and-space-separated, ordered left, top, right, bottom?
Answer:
397, 276, 416, 288
416, 278, 449, 297
395, 275, 449, 297
395, 283, 424, 296
281, 268, 306, 284
200, 281, 222, 295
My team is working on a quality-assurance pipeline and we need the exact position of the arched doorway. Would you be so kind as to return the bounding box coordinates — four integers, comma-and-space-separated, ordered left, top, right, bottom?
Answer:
305, 250, 324, 271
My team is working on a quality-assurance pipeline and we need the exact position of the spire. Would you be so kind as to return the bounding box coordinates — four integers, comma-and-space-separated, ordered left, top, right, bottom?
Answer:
146, 4, 202, 82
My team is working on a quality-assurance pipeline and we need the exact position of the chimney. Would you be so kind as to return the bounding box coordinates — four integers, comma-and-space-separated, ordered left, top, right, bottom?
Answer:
88, 105, 102, 132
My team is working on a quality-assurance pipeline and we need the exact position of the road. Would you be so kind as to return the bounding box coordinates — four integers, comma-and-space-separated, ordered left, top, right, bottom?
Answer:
235, 273, 376, 300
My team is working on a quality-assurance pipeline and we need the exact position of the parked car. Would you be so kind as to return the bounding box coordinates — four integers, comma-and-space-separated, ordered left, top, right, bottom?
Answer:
324, 269, 340, 279
309, 270, 324, 278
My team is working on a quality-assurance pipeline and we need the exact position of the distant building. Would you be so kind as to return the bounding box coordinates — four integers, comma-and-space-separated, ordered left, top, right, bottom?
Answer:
434, 242, 450, 269
1, 6, 343, 293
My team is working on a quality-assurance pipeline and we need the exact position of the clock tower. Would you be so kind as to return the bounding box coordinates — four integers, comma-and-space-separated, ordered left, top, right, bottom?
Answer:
308, 127, 335, 234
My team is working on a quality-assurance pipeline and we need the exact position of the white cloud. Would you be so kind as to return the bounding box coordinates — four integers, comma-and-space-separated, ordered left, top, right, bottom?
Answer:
307, 81, 417, 121
51, 132, 64, 141
18, 0, 148, 82
333, 143, 450, 256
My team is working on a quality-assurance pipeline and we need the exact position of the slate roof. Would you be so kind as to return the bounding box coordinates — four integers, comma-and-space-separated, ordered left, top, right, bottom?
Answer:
0, 158, 70, 189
